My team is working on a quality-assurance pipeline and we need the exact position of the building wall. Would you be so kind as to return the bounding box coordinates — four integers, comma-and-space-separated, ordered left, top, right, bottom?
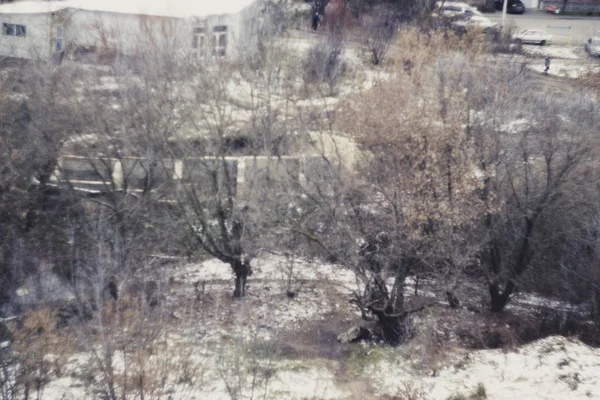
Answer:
0, 1, 259, 62
0, 12, 52, 60
66, 9, 247, 61
540, 0, 600, 11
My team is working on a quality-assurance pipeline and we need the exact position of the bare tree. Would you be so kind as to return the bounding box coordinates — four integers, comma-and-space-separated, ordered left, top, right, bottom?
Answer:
282, 49, 488, 344
58, 12, 299, 298
360, 5, 398, 65
0, 61, 78, 315
480, 92, 597, 312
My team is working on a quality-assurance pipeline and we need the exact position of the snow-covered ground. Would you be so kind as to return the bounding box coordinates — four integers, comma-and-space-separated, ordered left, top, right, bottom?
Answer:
170, 255, 360, 343
518, 44, 600, 78
35, 254, 599, 400
527, 59, 599, 78
521, 45, 581, 60
369, 335, 600, 400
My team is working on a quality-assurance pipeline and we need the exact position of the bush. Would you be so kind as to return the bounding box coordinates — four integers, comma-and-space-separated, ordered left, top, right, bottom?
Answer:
303, 41, 346, 95
447, 383, 487, 400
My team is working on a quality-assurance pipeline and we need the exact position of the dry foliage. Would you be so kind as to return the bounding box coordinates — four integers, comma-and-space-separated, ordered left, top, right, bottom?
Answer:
9, 309, 70, 400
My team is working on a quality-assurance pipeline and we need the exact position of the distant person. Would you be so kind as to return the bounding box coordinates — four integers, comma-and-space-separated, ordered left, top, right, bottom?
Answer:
544, 56, 551, 75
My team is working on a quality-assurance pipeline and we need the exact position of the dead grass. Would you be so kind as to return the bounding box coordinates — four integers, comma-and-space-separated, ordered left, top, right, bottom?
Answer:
446, 383, 487, 400
9, 308, 72, 398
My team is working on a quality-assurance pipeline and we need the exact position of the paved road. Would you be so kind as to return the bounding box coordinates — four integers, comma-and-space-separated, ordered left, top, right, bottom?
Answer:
486, 9, 600, 44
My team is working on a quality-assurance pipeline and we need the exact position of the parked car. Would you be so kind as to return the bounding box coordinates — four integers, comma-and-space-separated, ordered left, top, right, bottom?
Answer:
433, 2, 497, 33
432, 1, 483, 17
585, 37, 600, 56
512, 29, 552, 45
452, 14, 499, 33
494, 0, 526, 14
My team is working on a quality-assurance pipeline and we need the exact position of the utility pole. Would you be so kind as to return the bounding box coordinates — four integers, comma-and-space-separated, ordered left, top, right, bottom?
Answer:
502, 0, 508, 30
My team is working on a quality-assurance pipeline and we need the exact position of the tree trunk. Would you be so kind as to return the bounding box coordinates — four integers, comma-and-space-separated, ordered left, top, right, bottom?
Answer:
489, 280, 515, 312
376, 262, 409, 344
233, 272, 247, 298
232, 259, 251, 298
377, 313, 407, 345
592, 283, 600, 324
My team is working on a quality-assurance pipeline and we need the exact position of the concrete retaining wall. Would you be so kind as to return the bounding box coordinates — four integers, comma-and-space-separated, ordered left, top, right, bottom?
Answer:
56, 155, 309, 198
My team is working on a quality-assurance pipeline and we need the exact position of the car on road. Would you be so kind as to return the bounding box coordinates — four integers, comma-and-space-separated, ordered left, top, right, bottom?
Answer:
433, 2, 498, 34
585, 37, 600, 56
512, 29, 552, 45
494, 0, 526, 14
433, 1, 482, 18
452, 14, 499, 33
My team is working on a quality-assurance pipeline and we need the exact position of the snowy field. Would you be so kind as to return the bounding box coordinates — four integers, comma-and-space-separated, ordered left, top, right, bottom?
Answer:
34, 255, 600, 400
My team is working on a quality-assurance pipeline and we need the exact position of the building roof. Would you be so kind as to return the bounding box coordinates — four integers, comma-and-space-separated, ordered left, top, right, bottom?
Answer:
0, 1, 68, 14
0, 0, 257, 18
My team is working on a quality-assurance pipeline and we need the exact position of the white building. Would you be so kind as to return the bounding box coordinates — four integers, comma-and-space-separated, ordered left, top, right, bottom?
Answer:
0, 0, 261, 62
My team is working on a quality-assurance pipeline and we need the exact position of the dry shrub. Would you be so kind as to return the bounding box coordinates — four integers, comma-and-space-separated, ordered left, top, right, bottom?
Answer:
404, 314, 453, 374
489, 25, 521, 54
217, 336, 279, 400
302, 40, 346, 96
381, 382, 429, 400
360, 5, 398, 65
447, 383, 487, 400
77, 293, 203, 400
10, 309, 71, 399
388, 27, 491, 73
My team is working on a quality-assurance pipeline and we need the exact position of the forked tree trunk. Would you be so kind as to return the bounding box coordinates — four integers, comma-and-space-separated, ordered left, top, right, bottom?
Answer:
377, 263, 409, 344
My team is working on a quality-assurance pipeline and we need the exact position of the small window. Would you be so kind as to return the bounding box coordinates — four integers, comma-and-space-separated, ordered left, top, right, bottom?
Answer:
192, 26, 206, 58
3, 23, 26, 37
54, 25, 63, 53
212, 25, 227, 58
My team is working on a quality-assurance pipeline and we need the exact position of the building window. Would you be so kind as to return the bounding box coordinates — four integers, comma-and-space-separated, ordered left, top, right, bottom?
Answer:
54, 25, 63, 52
3, 23, 26, 37
212, 25, 227, 57
192, 26, 206, 58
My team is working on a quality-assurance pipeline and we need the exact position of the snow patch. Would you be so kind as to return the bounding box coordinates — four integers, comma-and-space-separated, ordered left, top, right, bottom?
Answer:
522, 45, 580, 60
369, 336, 600, 400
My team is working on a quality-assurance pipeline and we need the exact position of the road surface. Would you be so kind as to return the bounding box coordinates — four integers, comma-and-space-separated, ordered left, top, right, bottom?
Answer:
486, 9, 600, 44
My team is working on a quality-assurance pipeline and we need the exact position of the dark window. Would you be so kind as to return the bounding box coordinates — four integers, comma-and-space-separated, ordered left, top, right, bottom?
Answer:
3, 23, 26, 37
15, 24, 25, 37
212, 25, 228, 57
3, 23, 14, 36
